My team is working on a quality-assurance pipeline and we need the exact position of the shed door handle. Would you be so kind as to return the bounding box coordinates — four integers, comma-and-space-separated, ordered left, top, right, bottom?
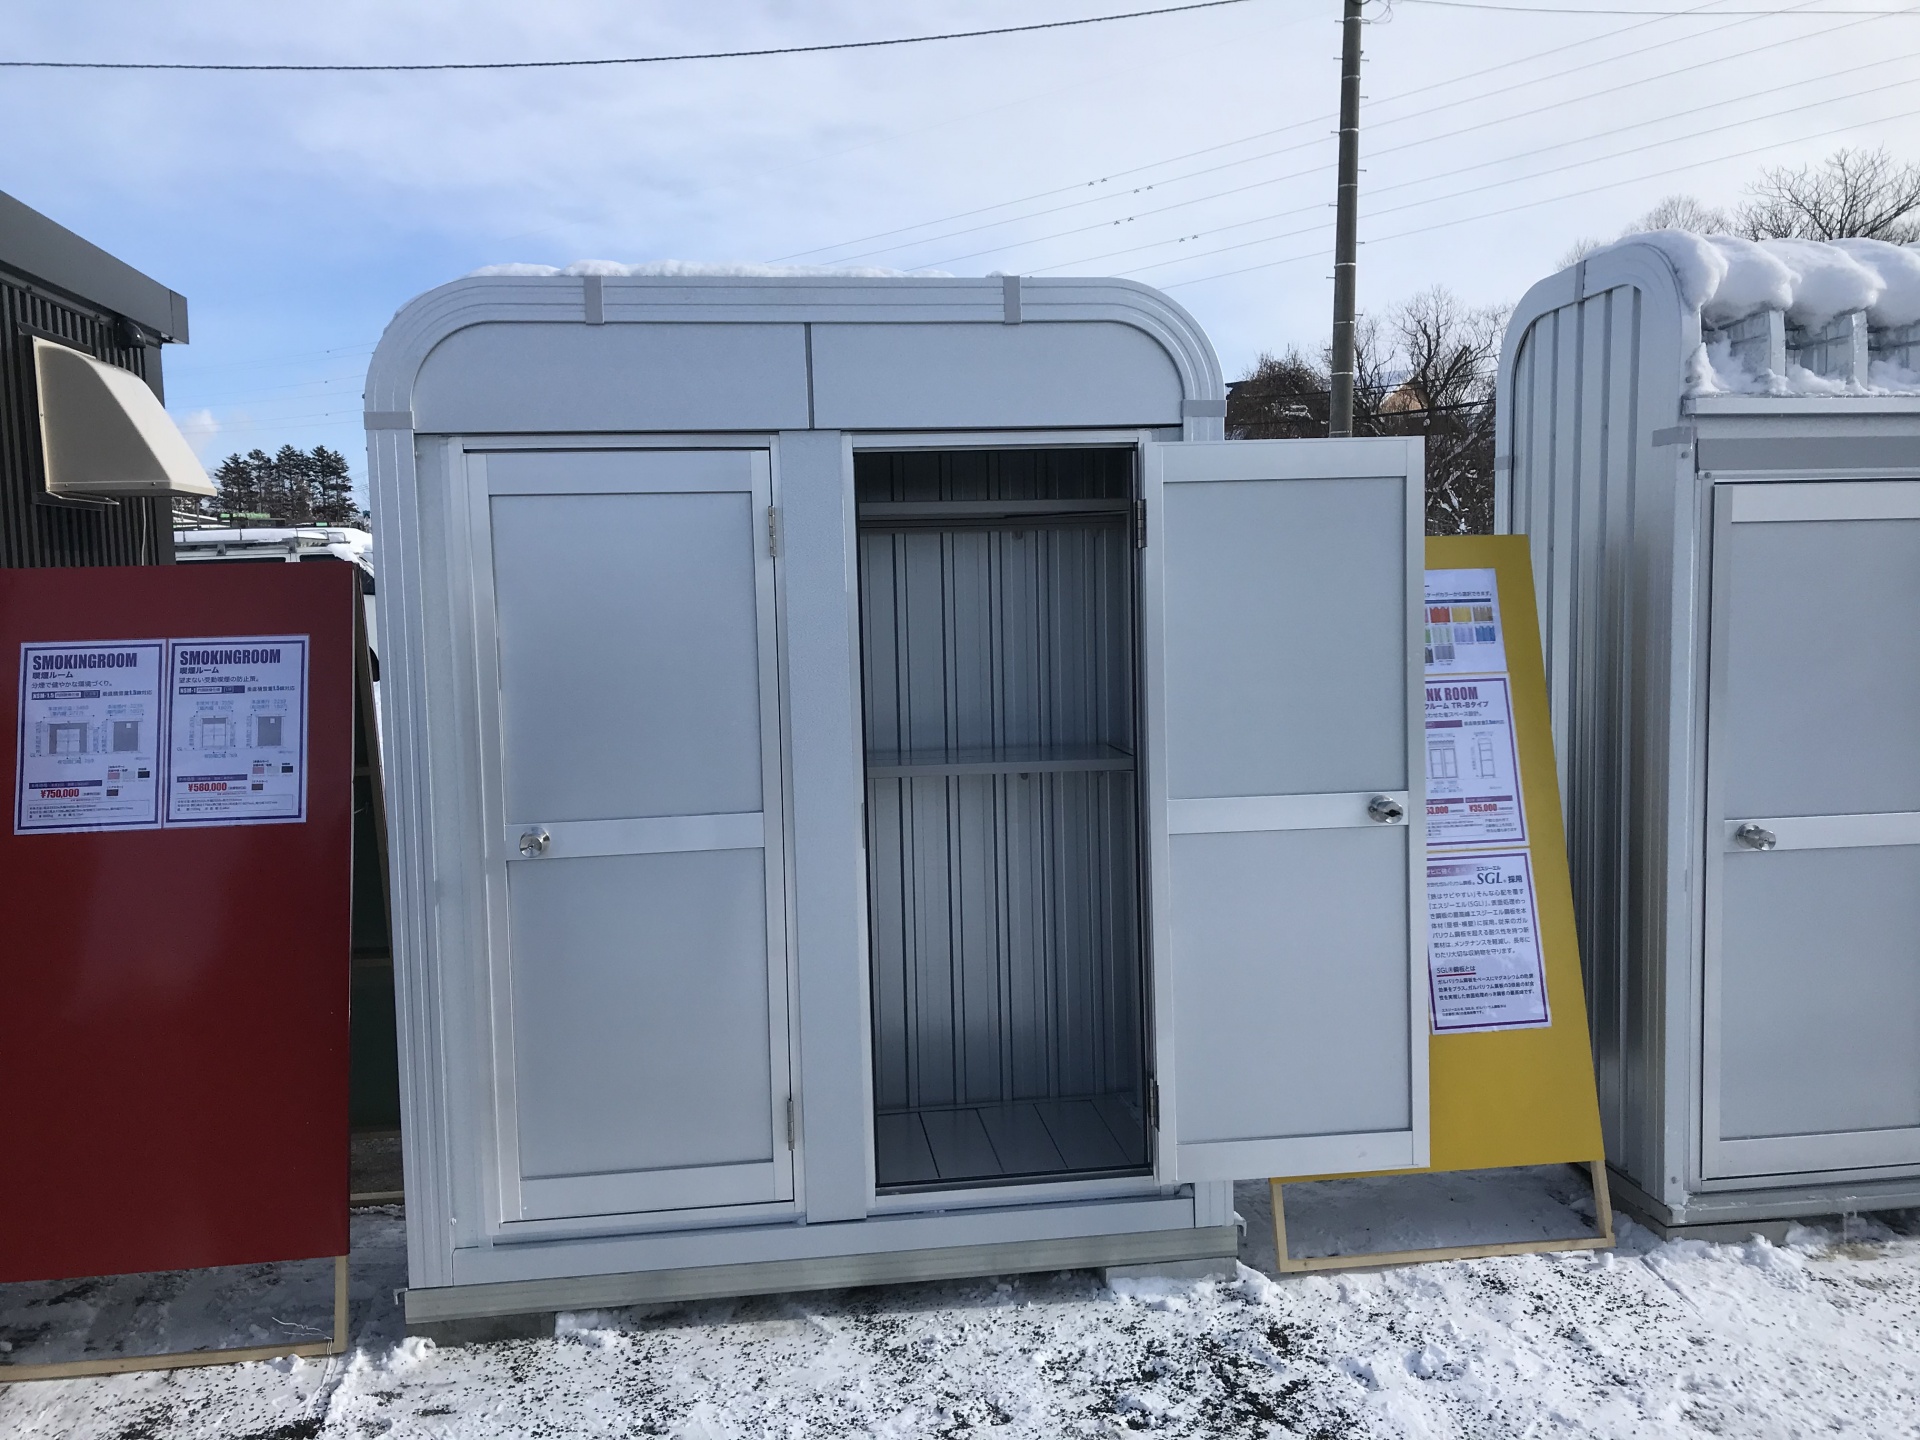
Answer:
1367, 795, 1406, 824
1734, 823, 1777, 851
518, 828, 551, 857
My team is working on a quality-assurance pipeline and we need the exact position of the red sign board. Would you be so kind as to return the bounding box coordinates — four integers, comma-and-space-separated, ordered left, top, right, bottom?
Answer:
0, 562, 353, 1282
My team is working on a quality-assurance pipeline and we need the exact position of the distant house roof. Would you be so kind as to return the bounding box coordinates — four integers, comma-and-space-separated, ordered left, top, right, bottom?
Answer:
0, 189, 188, 342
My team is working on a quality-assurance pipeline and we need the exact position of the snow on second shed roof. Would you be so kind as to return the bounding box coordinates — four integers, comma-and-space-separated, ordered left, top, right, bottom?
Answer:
1587, 232, 1920, 396
1597, 230, 1920, 330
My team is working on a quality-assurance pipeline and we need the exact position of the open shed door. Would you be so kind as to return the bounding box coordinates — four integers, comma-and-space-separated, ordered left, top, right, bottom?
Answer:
1142, 438, 1426, 1183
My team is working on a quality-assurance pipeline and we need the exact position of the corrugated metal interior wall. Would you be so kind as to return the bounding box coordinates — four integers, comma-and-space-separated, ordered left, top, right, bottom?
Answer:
1508, 283, 1677, 1191
856, 448, 1150, 1191
2, 268, 173, 568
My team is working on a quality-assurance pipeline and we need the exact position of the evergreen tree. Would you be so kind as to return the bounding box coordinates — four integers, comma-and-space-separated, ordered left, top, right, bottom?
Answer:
309, 446, 359, 525
211, 452, 262, 516
271, 444, 316, 524
208, 444, 364, 527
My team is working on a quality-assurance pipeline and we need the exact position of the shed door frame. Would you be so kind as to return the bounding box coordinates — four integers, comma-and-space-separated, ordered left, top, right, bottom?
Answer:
1701, 478, 1920, 1182
1141, 437, 1428, 1184
456, 444, 796, 1233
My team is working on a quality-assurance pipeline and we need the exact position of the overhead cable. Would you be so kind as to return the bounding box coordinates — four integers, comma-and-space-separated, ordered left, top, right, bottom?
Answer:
1154, 102, 1920, 289
0, 0, 1258, 72
789, 0, 1837, 266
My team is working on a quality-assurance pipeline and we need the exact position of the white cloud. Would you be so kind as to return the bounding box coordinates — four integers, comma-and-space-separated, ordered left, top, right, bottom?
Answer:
174, 407, 222, 460
10, 0, 1919, 458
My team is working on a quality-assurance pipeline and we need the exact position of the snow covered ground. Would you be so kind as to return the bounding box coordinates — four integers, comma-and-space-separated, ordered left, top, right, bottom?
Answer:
4, 1176, 1918, 1439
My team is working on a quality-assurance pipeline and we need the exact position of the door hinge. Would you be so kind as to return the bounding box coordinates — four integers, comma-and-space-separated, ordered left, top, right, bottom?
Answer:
1147, 1079, 1161, 1130
1133, 498, 1147, 548
767, 504, 779, 557
785, 1097, 796, 1149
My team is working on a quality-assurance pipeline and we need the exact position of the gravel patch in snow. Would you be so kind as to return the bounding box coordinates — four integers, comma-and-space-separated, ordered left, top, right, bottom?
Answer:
4, 1190, 1919, 1437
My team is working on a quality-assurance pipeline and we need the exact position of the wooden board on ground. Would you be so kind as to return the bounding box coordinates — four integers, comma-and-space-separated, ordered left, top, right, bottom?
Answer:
0, 1255, 348, 1384
1272, 535, 1611, 1271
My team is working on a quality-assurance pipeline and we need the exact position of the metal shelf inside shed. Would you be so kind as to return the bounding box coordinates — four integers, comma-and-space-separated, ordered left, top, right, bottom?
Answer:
856, 447, 1151, 1193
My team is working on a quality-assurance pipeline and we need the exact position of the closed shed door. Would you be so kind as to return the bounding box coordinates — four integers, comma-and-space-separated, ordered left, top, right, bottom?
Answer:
1143, 439, 1427, 1183
1704, 481, 1920, 1180
467, 448, 791, 1223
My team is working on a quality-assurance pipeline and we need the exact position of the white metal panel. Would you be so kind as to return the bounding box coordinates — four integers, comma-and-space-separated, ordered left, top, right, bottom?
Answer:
463, 447, 794, 1225
1727, 479, 1920, 523
1142, 437, 1427, 1183
810, 322, 1183, 430
487, 484, 765, 824
1702, 483, 1920, 1179
412, 322, 810, 433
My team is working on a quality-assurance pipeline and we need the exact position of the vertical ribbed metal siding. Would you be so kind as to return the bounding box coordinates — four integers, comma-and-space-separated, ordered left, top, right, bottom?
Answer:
1509, 284, 1672, 1189
859, 520, 1142, 1113
1, 269, 172, 568
855, 448, 1145, 1120
865, 771, 1141, 1111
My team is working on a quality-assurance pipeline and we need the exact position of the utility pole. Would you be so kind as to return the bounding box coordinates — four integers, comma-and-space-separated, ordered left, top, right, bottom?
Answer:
1328, 0, 1364, 437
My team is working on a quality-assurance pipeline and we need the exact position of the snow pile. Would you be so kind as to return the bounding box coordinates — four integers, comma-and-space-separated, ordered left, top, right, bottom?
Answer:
468, 259, 951, 279
7, 1182, 1920, 1438
1591, 231, 1920, 395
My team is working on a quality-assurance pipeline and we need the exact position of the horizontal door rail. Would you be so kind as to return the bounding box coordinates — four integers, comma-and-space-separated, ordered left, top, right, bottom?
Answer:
1727, 479, 1920, 524
502, 811, 766, 860
1721, 810, 1920, 852
1169, 790, 1411, 835
866, 744, 1135, 778
857, 499, 1131, 520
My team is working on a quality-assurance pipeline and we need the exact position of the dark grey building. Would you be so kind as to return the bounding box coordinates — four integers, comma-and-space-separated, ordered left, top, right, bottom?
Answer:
2, 189, 192, 567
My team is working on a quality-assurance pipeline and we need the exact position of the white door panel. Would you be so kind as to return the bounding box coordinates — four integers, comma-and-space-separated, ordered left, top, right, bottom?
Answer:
465, 447, 793, 1224
1144, 438, 1427, 1183
1703, 483, 1920, 1180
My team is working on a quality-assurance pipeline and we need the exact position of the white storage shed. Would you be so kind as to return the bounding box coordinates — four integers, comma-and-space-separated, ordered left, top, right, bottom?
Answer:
1498, 233, 1920, 1233
367, 269, 1428, 1322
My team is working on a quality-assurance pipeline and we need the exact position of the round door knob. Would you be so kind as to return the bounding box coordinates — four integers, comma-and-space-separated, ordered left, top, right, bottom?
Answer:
518, 828, 551, 857
1367, 795, 1405, 824
1734, 823, 1776, 851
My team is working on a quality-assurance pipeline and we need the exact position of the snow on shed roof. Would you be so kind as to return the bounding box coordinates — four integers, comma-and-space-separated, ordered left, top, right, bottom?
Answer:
1589, 232, 1920, 396
466, 259, 952, 280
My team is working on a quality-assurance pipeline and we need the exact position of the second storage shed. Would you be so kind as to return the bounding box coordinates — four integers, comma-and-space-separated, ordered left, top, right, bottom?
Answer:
1499, 233, 1920, 1233
369, 270, 1428, 1321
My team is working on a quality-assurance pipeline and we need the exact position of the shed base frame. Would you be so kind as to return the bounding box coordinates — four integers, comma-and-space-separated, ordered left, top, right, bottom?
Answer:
1609, 1166, 1920, 1238
404, 1224, 1239, 1326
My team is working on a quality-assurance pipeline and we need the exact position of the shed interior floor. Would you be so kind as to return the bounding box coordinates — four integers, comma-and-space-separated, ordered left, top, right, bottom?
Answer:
875, 1091, 1147, 1190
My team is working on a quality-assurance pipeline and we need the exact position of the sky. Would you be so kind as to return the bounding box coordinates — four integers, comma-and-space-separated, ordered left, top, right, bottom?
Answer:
5, 0, 1919, 505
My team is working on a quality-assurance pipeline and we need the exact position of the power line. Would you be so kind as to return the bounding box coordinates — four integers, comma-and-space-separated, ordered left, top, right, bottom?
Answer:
918, 0, 1888, 271
1399, 0, 1914, 12
774, 0, 1754, 261
1127, 68, 1918, 278
788, 0, 1839, 268
1155, 100, 1920, 288
0, 0, 1259, 72
1025, 33, 1912, 274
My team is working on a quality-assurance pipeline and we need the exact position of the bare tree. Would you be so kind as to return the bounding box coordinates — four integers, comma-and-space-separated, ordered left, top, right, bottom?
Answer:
1225, 319, 1389, 441
1227, 290, 1508, 534
1389, 288, 1508, 535
1633, 193, 1733, 234
1560, 192, 1733, 268
1736, 147, 1920, 242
